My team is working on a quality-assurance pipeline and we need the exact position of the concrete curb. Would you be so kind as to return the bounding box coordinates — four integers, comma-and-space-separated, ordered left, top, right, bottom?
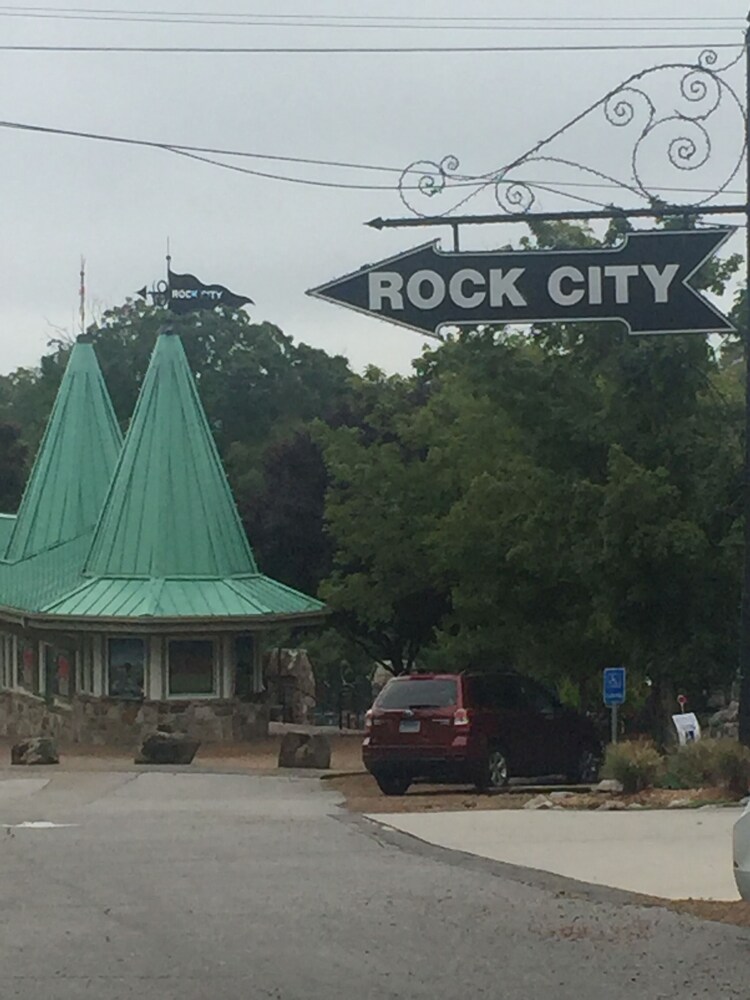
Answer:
319, 770, 367, 781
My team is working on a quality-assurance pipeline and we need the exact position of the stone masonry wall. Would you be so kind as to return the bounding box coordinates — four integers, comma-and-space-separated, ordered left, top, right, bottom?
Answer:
0, 691, 269, 746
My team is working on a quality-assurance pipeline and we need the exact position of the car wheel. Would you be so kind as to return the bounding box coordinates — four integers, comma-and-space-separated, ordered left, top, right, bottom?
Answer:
374, 773, 411, 797
570, 747, 601, 785
475, 746, 510, 792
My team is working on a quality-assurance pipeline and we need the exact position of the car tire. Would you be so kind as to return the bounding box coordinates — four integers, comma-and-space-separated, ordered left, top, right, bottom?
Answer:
374, 773, 411, 797
569, 747, 602, 785
475, 746, 510, 792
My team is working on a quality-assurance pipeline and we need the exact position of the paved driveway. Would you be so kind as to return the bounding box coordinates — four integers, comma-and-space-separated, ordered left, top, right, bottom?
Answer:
368, 807, 742, 901
0, 770, 749, 999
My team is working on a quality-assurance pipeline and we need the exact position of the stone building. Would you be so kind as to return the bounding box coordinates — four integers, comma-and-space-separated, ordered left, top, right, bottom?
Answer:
0, 331, 325, 744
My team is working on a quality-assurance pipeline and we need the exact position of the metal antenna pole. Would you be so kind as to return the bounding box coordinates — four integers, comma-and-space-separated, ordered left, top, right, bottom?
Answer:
78, 256, 85, 336
739, 15, 750, 746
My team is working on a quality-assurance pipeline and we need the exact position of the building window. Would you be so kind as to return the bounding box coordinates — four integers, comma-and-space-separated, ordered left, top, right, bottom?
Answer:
108, 637, 145, 700
44, 643, 74, 699
168, 639, 215, 696
17, 638, 38, 694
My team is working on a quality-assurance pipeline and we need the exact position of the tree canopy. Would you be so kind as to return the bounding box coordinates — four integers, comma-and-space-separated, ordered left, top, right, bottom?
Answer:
0, 224, 743, 730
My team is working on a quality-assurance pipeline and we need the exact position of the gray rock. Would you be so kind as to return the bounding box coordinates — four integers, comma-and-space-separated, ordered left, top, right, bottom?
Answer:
597, 800, 627, 811
278, 732, 331, 770
667, 798, 694, 809
595, 779, 624, 794
627, 802, 645, 810
135, 731, 200, 765
11, 737, 59, 766
708, 701, 739, 739
524, 795, 554, 810
550, 790, 576, 801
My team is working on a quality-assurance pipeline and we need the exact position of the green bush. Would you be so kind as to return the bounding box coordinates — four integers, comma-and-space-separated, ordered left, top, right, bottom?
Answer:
662, 741, 718, 790
600, 740, 663, 793
663, 739, 750, 797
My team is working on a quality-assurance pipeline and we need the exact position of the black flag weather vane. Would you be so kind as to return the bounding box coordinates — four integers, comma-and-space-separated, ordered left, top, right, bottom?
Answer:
138, 256, 253, 315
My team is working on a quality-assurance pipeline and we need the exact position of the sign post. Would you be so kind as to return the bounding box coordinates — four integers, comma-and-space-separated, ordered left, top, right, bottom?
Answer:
603, 667, 626, 745
309, 229, 734, 339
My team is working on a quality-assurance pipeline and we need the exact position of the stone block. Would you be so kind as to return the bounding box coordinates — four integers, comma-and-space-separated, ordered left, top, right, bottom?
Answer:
524, 795, 554, 810
11, 737, 59, 766
135, 730, 201, 765
595, 779, 624, 794
278, 732, 331, 769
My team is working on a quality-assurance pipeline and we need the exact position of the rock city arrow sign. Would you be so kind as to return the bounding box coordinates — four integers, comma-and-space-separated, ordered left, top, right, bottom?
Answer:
307, 228, 734, 337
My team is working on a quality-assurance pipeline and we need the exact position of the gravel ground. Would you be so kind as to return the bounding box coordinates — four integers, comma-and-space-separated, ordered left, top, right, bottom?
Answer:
330, 772, 737, 814
0, 732, 367, 775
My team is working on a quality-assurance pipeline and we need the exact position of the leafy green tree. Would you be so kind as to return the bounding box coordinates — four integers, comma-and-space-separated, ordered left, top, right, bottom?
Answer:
0, 423, 28, 512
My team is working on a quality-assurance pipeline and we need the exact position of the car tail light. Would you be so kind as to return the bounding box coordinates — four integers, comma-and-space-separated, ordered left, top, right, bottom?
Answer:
453, 708, 470, 727
364, 709, 373, 732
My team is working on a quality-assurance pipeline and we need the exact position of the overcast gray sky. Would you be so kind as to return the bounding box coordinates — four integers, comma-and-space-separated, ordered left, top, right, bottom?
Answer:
0, 0, 745, 376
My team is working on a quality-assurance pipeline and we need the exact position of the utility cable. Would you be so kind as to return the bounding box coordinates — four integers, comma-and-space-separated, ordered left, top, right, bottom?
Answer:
0, 10, 742, 29
0, 117, 746, 201
0, 6, 741, 22
0, 42, 741, 53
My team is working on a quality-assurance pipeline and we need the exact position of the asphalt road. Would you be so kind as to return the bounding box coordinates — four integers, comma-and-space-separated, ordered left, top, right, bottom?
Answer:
1, 769, 749, 999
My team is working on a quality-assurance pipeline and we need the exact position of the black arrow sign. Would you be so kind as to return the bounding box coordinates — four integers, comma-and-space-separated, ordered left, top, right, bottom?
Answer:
308, 229, 734, 336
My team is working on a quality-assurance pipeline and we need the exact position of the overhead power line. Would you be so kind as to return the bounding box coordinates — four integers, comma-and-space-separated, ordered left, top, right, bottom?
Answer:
0, 116, 745, 203
0, 6, 742, 22
0, 9, 743, 29
0, 42, 741, 53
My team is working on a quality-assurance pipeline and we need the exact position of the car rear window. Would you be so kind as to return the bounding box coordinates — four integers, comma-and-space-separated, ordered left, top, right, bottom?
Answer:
376, 678, 458, 709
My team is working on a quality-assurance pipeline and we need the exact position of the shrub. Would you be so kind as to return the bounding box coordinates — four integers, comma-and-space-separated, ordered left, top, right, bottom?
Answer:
663, 738, 750, 797
600, 740, 663, 793
662, 741, 717, 790
713, 740, 750, 797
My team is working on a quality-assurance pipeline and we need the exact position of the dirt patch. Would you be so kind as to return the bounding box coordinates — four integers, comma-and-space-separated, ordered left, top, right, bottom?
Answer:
0, 732, 367, 774
666, 899, 750, 927
330, 773, 739, 814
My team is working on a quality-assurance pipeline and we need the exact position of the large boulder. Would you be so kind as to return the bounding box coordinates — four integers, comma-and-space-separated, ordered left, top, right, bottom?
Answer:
264, 649, 317, 725
709, 701, 739, 740
278, 732, 331, 770
135, 729, 200, 765
11, 737, 59, 766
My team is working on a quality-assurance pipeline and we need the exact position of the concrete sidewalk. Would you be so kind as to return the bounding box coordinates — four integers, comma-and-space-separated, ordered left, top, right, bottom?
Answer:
368, 807, 742, 901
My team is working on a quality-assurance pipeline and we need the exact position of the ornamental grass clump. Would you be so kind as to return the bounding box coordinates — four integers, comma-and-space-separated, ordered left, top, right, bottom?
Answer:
600, 740, 663, 794
663, 738, 750, 798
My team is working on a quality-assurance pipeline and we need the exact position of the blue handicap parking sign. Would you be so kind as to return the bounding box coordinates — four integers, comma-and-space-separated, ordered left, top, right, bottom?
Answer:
603, 667, 626, 706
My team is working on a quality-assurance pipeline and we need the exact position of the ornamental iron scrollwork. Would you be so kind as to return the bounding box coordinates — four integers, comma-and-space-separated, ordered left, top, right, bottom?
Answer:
397, 47, 746, 218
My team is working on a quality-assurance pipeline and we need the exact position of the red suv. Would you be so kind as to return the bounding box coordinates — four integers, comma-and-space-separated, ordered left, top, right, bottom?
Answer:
362, 672, 601, 796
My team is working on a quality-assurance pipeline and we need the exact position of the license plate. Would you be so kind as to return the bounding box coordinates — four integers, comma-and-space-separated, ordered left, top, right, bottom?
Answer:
399, 719, 421, 733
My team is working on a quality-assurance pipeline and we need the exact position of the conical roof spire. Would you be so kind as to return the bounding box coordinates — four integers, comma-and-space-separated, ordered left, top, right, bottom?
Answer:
85, 332, 257, 578
4, 341, 122, 561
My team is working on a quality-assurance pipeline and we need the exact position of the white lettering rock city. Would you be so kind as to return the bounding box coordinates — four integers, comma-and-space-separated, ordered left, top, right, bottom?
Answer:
367, 263, 679, 312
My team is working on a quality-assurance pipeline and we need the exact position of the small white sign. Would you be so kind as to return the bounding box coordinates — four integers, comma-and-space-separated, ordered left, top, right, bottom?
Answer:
672, 712, 701, 745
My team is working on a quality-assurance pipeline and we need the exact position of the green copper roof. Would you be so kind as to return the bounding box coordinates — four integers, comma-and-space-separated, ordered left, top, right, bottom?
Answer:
0, 534, 92, 613
0, 515, 16, 554
0, 333, 324, 625
4, 342, 122, 562
85, 333, 257, 579
42, 573, 324, 619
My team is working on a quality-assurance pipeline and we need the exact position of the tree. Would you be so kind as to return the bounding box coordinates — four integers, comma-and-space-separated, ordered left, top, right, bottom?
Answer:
237, 428, 333, 597
0, 423, 27, 513
317, 369, 452, 672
